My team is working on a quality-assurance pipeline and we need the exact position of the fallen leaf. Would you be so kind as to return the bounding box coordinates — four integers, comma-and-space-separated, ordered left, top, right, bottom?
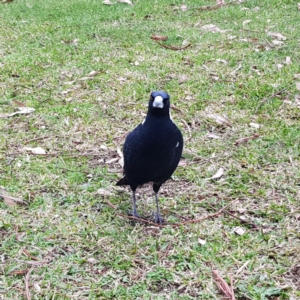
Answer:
277, 64, 284, 70
106, 157, 119, 164
23, 147, 46, 155
102, 0, 115, 4
234, 227, 246, 235
296, 82, 300, 91
267, 31, 286, 41
180, 4, 188, 11
13, 100, 26, 107
249, 122, 260, 129
198, 238, 207, 245
210, 168, 224, 180
0, 113, 12, 118
9, 269, 29, 275
272, 40, 284, 46
215, 115, 232, 127
201, 24, 227, 33
298, 3, 300, 10
117, 0, 133, 5
206, 133, 221, 139
216, 59, 228, 64
294, 74, 300, 79
0, 193, 28, 206
285, 56, 292, 65
96, 188, 113, 196
1, 107, 35, 118
61, 38, 79, 44
151, 35, 168, 41
242, 20, 252, 26
234, 134, 259, 145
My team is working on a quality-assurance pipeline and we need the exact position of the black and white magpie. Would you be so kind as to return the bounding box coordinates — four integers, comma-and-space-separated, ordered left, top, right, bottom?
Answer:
116, 91, 183, 224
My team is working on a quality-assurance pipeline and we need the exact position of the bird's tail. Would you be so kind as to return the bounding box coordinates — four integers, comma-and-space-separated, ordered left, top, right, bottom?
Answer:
116, 176, 129, 186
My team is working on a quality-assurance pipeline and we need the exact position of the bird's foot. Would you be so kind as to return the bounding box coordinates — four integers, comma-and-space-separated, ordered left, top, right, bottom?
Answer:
128, 210, 140, 219
153, 212, 164, 225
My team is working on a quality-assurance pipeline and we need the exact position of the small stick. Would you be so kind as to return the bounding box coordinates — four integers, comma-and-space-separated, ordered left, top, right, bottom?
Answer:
255, 88, 287, 113
155, 40, 192, 51
25, 267, 34, 300
181, 119, 192, 141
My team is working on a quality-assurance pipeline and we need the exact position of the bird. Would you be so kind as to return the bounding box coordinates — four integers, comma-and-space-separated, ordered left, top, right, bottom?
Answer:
116, 91, 183, 224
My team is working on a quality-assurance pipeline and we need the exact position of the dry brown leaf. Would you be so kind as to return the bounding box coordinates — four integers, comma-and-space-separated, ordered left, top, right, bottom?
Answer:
13, 100, 26, 107
296, 82, 300, 91
117, 0, 133, 5
210, 167, 224, 180
150, 35, 168, 41
215, 115, 232, 127
234, 134, 259, 145
9, 269, 29, 275
0, 193, 28, 206
267, 31, 286, 41
23, 147, 46, 155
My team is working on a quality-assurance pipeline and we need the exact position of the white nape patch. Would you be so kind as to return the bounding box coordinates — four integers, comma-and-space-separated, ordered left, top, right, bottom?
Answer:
175, 142, 179, 147
142, 118, 146, 125
153, 96, 164, 108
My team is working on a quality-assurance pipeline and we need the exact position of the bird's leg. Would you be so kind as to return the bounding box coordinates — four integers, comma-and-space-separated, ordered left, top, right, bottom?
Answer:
154, 193, 163, 224
131, 190, 139, 218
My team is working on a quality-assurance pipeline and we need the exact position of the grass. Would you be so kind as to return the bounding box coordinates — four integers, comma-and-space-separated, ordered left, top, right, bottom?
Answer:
0, 0, 300, 299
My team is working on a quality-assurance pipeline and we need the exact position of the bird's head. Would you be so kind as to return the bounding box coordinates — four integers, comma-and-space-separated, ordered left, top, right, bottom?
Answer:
148, 91, 170, 117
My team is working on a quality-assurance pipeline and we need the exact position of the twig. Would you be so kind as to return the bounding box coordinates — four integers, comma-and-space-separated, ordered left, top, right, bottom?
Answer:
25, 267, 34, 300
181, 119, 192, 141
172, 199, 238, 227
212, 270, 236, 300
224, 210, 259, 230
154, 40, 192, 51
230, 63, 242, 75
255, 88, 287, 113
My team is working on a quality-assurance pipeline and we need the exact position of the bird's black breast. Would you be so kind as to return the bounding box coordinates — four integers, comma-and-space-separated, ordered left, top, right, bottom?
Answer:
122, 117, 183, 186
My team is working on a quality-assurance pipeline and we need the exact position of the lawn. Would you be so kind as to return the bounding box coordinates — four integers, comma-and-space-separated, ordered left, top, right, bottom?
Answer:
0, 0, 300, 299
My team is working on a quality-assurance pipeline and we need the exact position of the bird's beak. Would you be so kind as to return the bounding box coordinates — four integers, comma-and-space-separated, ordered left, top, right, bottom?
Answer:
153, 96, 164, 108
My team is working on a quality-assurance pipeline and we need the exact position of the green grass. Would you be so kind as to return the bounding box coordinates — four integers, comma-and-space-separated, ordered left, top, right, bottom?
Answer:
1, 0, 300, 299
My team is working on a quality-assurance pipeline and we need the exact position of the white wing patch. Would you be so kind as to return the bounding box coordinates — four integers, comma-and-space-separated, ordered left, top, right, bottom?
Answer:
175, 142, 179, 148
